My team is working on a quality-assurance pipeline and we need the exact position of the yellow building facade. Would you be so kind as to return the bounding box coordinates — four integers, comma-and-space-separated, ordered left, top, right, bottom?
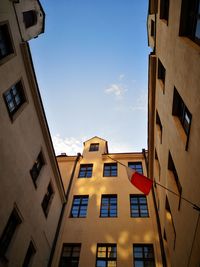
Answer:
147, 0, 200, 266
0, 1, 65, 266
50, 137, 163, 267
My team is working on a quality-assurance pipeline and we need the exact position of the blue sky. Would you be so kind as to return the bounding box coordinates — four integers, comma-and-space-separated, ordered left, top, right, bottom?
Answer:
30, 0, 150, 155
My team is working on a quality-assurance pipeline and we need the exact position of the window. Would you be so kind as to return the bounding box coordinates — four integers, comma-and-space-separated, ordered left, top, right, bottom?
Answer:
96, 244, 117, 267
0, 208, 22, 258
128, 162, 143, 174
22, 241, 36, 267
172, 88, 192, 147
3, 81, 26, 117
179, 0, 200, 45
157, 59, 166, 88
156, 111, 163, 143
78, 164, 93, 178
151, 19, 155, 37
30, 151, 44, 187
89, 143, 99, 151
133, 244, 155, 267
130, 195, 149, 218
103, 163, 117, 177
70, 196, 89, 218
168, 152, 182, 197
0, 23, 13, 61
155, 149, 161, 181
59, 244, 81, 267
41, 183, 54, 217
23, 10, 37, 28
160, 0, 170, 22
100, 195, 117, 217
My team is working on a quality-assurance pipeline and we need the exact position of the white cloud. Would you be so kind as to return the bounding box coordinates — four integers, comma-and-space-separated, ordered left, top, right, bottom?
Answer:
105, 84, 127, 98
52, 135, 83, 156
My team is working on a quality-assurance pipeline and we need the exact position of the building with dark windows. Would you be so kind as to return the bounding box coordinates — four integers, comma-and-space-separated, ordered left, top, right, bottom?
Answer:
50, 136, 163, 267
147, 0, 200, 266
0, 1, 65, 267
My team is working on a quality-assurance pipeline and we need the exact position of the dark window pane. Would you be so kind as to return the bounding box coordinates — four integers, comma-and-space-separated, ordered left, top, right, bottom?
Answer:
22, 241, 36, 267
41, 183, 54, 217
0, 24, 13, 60
30, 152, 44, 185
78, 164, 93, 178
89, 143, 99, 151
59, 244, 81, 267
128, 162, 143, 174
133, 245, 155, 267
70, 196, 88, 218
97, 260, 106, 267
0, 208, 22, 257
130, 195, 149, 218
23, 10, 37, 28
4, 81, 26, 117
96, 244, 117, 267
103, 163, 118, 177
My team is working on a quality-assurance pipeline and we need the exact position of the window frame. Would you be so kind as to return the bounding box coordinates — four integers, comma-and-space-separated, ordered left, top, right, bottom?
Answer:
3, 79, 27, 120
0, 208, 22, 259
157, 58, 166, 91
23, 10, 38, 29
133, 244, 155, 267
0, 21, 15, 64
156, 110, 163, 143
22, 241, 36, 267
160, 0, 170, 23
78, 164, 93, 178
128, 162, 143, 174
100, 195, 117, 218
70, 195, 89, 218
30, 151, 45, 187
179, 0, 200, 45
130, 195, 149, 218
103, 163, 118, 177
41, 182, 54, 217
96, 244, 117, 267
172, 87, 192, 150
59, 243, 81, 267
89, 143, 99, 151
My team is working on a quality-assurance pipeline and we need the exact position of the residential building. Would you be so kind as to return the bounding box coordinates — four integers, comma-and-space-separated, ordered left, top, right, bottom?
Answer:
50, 136, 163, 267
0, 1, 65, 266
147, 0, 200, 266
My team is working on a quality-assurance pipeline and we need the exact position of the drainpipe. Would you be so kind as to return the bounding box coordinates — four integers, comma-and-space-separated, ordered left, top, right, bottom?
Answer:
142, 149, 167, 267
47, 152, 82, 267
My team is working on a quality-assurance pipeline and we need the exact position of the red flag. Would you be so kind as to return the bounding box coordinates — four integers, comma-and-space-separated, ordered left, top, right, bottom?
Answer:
130, 172, 153, 195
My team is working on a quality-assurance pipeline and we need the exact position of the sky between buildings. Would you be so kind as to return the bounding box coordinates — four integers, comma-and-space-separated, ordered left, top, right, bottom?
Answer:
30, 0, 151, 155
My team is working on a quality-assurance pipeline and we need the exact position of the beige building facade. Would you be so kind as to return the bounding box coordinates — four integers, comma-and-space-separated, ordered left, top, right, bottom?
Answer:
147, 0, 200, 266
50, 136, 163, 267
0, 1, 65, 266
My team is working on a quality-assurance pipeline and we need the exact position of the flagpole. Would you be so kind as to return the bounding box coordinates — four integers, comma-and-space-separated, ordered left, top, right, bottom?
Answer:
106, 155, 200, 212
154, 181, 200, 212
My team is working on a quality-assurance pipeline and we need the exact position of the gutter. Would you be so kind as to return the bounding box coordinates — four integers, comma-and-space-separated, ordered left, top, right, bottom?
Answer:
47, 153, 82, 267
143, 144, 167, 265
